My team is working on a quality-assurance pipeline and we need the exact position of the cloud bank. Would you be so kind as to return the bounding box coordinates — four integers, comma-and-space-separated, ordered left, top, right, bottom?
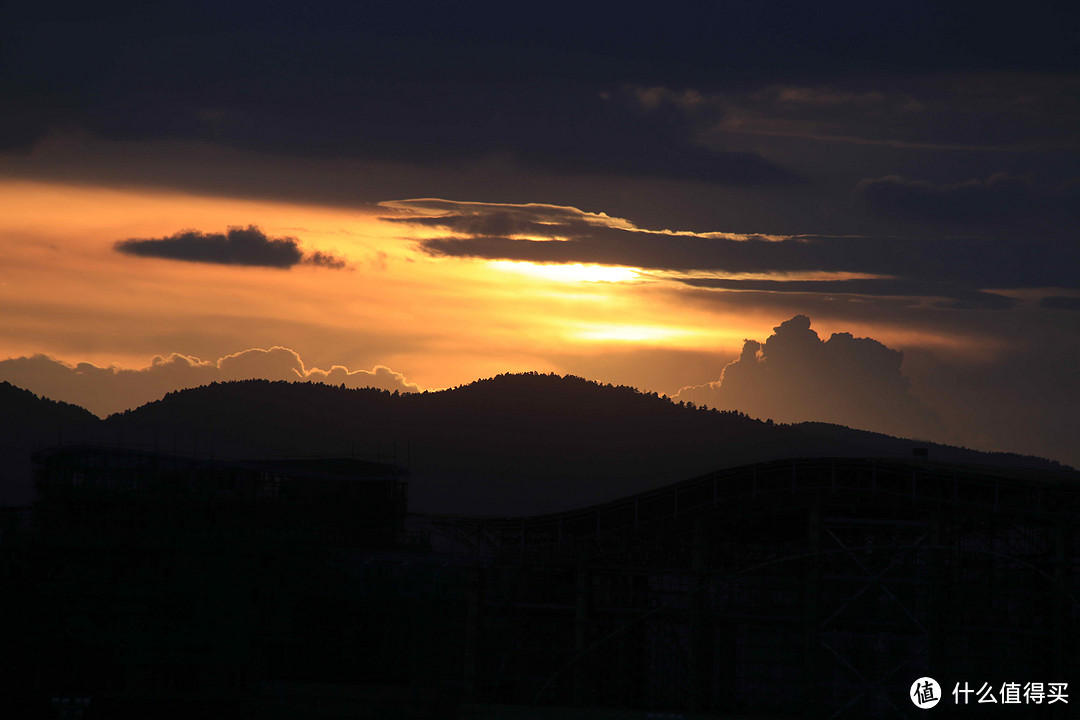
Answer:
385, 199, 1078, 302
630, 75, 1080, 152
115, 225, 347, 268
855, 173, 1038, 224
676, 315, 944, 440
0, 347, 419, 417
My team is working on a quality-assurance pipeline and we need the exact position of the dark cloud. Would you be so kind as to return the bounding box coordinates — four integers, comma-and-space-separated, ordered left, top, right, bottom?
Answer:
114, 225, 346, 268
4, 6, 1078, 239
381, 201, 604, 238
388, 200, 1079, 293
855, 173, 1039, 224
675, 277, 1017, 310
503, 86, 800, 185
305, 251, 348, 270
676, 315, 944, 440
677, 287, 927, 324
5, 31, 801, 187
0, 348, 420, 417
7, 4, 1078, 108
1040, 296, 1080, 311
1057, 178, 1080, 218
685, 75, 1080, 150
16, 4, 1076, 187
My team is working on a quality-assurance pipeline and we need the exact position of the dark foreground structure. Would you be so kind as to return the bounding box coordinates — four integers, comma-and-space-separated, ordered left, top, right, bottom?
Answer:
2, 447, 1077, 718
3, 445, 446, 719
422, 457, 1080, 718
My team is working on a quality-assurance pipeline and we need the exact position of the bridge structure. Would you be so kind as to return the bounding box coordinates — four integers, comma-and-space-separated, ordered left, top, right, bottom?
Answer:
416, 457, 1080, 718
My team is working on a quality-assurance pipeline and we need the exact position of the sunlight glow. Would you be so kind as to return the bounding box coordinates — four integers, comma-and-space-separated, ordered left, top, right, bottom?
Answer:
649, 270, 894, 282
573, 324, 695, 344
0, 180, 995, 402
488, 261, 641, 283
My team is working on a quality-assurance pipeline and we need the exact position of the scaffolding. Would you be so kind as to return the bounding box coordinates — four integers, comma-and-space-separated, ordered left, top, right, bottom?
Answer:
417, 457, 1080, 718
6, 451, 1078, 718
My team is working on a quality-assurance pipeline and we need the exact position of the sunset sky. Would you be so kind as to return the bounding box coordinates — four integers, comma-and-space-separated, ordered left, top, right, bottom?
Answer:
2, 2, 1078, 467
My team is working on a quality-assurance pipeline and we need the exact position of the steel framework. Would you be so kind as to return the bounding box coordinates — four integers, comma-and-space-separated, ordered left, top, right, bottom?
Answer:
417, 457, 1080, 718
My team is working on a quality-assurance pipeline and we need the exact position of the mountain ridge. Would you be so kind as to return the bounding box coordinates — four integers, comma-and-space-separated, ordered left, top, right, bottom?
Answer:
2, 373, 1070, 513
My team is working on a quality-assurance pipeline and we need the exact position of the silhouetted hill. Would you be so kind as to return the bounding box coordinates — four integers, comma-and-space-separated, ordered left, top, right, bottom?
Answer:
93, 374, 1066, 514
0, 381, 99, 505
1, 374, 1067, 512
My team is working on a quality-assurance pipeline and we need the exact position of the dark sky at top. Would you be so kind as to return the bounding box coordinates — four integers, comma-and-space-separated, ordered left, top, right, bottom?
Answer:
2, 2, 1077, 236
5, 2, 1079, 222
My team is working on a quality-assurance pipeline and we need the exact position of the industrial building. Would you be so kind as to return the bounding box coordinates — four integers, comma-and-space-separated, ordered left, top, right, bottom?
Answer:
2, 447, 1077, 718
5, 445, 444, 719
421, 457, 1080, 718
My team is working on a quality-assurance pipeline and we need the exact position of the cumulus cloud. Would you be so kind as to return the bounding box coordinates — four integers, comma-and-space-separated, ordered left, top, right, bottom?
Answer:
0, 347, 419, 417
675, 315, 944, 440
114, 225, 347, 268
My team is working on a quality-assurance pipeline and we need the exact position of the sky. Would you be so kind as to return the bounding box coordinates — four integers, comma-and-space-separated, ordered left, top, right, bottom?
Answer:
1, 1, 1078, 467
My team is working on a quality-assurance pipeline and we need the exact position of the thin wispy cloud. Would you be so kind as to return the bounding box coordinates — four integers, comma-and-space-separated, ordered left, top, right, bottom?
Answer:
385, 199, 1079, 306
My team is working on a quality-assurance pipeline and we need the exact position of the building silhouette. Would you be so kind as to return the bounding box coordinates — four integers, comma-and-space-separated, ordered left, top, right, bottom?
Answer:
3, 447, 1078, 718
419, 457, 1079, 718
5, 445, 457, 719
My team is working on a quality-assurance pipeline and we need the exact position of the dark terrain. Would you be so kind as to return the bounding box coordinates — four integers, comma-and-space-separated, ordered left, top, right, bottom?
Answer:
1, 374, 1068, 514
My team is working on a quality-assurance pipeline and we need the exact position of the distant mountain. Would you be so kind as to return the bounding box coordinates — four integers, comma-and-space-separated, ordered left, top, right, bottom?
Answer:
101, 373, 1068, 514
0, 381, 99, 505
0, 381, 97, 427
0, 374, 1068, 512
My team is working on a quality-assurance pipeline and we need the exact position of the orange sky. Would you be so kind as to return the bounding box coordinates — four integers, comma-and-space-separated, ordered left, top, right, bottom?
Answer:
0, 179, 781, 392
4, 4, 1077, 472
2, 173, 1077, 469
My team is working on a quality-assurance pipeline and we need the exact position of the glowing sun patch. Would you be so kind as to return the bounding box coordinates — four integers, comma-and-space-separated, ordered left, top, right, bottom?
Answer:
489, 261, 640, 283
